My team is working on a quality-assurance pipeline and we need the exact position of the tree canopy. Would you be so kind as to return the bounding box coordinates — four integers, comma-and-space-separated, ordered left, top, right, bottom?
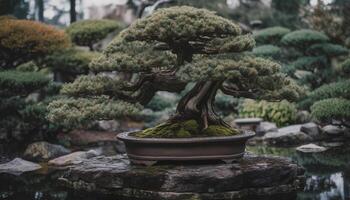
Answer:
48, 6, 303, 136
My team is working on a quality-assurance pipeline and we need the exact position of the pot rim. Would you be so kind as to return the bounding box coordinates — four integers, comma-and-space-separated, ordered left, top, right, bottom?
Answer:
117, 130, 255, 144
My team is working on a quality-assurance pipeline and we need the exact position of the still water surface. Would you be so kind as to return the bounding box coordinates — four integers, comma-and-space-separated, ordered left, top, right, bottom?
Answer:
248, 145, 350, 200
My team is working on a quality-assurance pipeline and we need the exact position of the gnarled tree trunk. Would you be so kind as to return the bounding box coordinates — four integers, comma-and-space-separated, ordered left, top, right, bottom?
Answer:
171, 80, 230, 129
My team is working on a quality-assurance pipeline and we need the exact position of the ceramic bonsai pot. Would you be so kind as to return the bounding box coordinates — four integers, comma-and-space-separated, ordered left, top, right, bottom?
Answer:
117, 131, 255, 165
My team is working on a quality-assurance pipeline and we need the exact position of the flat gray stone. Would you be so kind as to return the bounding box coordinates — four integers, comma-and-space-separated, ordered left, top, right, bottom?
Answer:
56, 154, 304, 200
0, 158, 41, 176
48, 150, 100, 166
23, 141, 71, 162
256, 121, 278, 136
322, 125, 344, 136
262, 124, 312, 146
296, 144, 327, 153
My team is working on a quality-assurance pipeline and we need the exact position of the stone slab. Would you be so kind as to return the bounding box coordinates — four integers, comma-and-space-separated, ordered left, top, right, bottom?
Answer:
55, 154, 305, 200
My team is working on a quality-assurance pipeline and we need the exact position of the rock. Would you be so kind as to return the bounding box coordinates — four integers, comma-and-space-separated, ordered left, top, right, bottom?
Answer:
97, 120, 120, 132
344, 128, 350, 138
0, 158, 41, 175
256, 121, 278, 136
263, 124, 312, 146
48, 150, 100, 166
300, 122, 320, 139
320, 142, 343, 148
322, 125, 344, 136
296, 144, 327, 153
23, 141, 71, 162
56, 154, 304, 200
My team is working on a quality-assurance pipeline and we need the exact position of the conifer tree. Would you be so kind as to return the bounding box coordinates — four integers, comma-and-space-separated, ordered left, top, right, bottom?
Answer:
48, 6, 303, 137
0, 18, 69, 140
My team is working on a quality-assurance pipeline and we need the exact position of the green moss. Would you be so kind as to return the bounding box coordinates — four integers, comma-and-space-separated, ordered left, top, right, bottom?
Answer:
202, 125, 239, 136
134, 120, 240, 138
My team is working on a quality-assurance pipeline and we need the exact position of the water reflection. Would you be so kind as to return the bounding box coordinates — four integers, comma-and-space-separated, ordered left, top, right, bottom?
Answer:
248, 145, 350, 200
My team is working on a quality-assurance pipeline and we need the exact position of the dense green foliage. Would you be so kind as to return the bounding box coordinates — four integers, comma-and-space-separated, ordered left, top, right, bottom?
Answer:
299, 80, 350, 109
252, 45, 281, 59
306, 43, 348, 57
311, 98, 350, 125
0, 70, 49, 96
47, 96, 142, 128
43, 48, 101, 77
90, 38, 176, 72
239, 99, 297, 126
298, 79, 350, 127
254, 26, 290, 45
66, 19, 123, 50
0, 69, 59, 141
254, 26, 348, 90
281, 29, 329, 48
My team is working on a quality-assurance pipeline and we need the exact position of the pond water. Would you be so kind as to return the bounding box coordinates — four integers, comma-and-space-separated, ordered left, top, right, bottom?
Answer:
1, 144, 350, 200
248, 144, 350, 200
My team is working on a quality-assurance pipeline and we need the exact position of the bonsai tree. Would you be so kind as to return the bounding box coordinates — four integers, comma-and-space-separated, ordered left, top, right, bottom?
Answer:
48, 6, 303, 137
0, 18, 70, 68
66, 19, 123, 51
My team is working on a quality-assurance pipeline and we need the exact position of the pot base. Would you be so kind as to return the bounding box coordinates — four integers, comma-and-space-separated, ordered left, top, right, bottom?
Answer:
117, 131, 255, 165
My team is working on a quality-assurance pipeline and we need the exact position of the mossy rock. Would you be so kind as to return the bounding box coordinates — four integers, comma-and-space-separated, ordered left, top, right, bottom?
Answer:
134, 120, 240, 138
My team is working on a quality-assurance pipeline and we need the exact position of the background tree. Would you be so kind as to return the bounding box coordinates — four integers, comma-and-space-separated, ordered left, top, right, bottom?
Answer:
281, 29, 348, 89
0, 18, 69, 142
43, 48, 101, 82
66, 19, 124, 51
0, 18, 70, 68
253, 27, 348, 89
0, 0, 29, 19
308, 0, 350, 46
70, 0, 76, 23
35, 0, 44, 22
48, 6, 303, 137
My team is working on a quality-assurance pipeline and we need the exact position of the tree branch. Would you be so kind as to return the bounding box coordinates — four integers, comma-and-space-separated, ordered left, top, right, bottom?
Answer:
220, 84, 259, 99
